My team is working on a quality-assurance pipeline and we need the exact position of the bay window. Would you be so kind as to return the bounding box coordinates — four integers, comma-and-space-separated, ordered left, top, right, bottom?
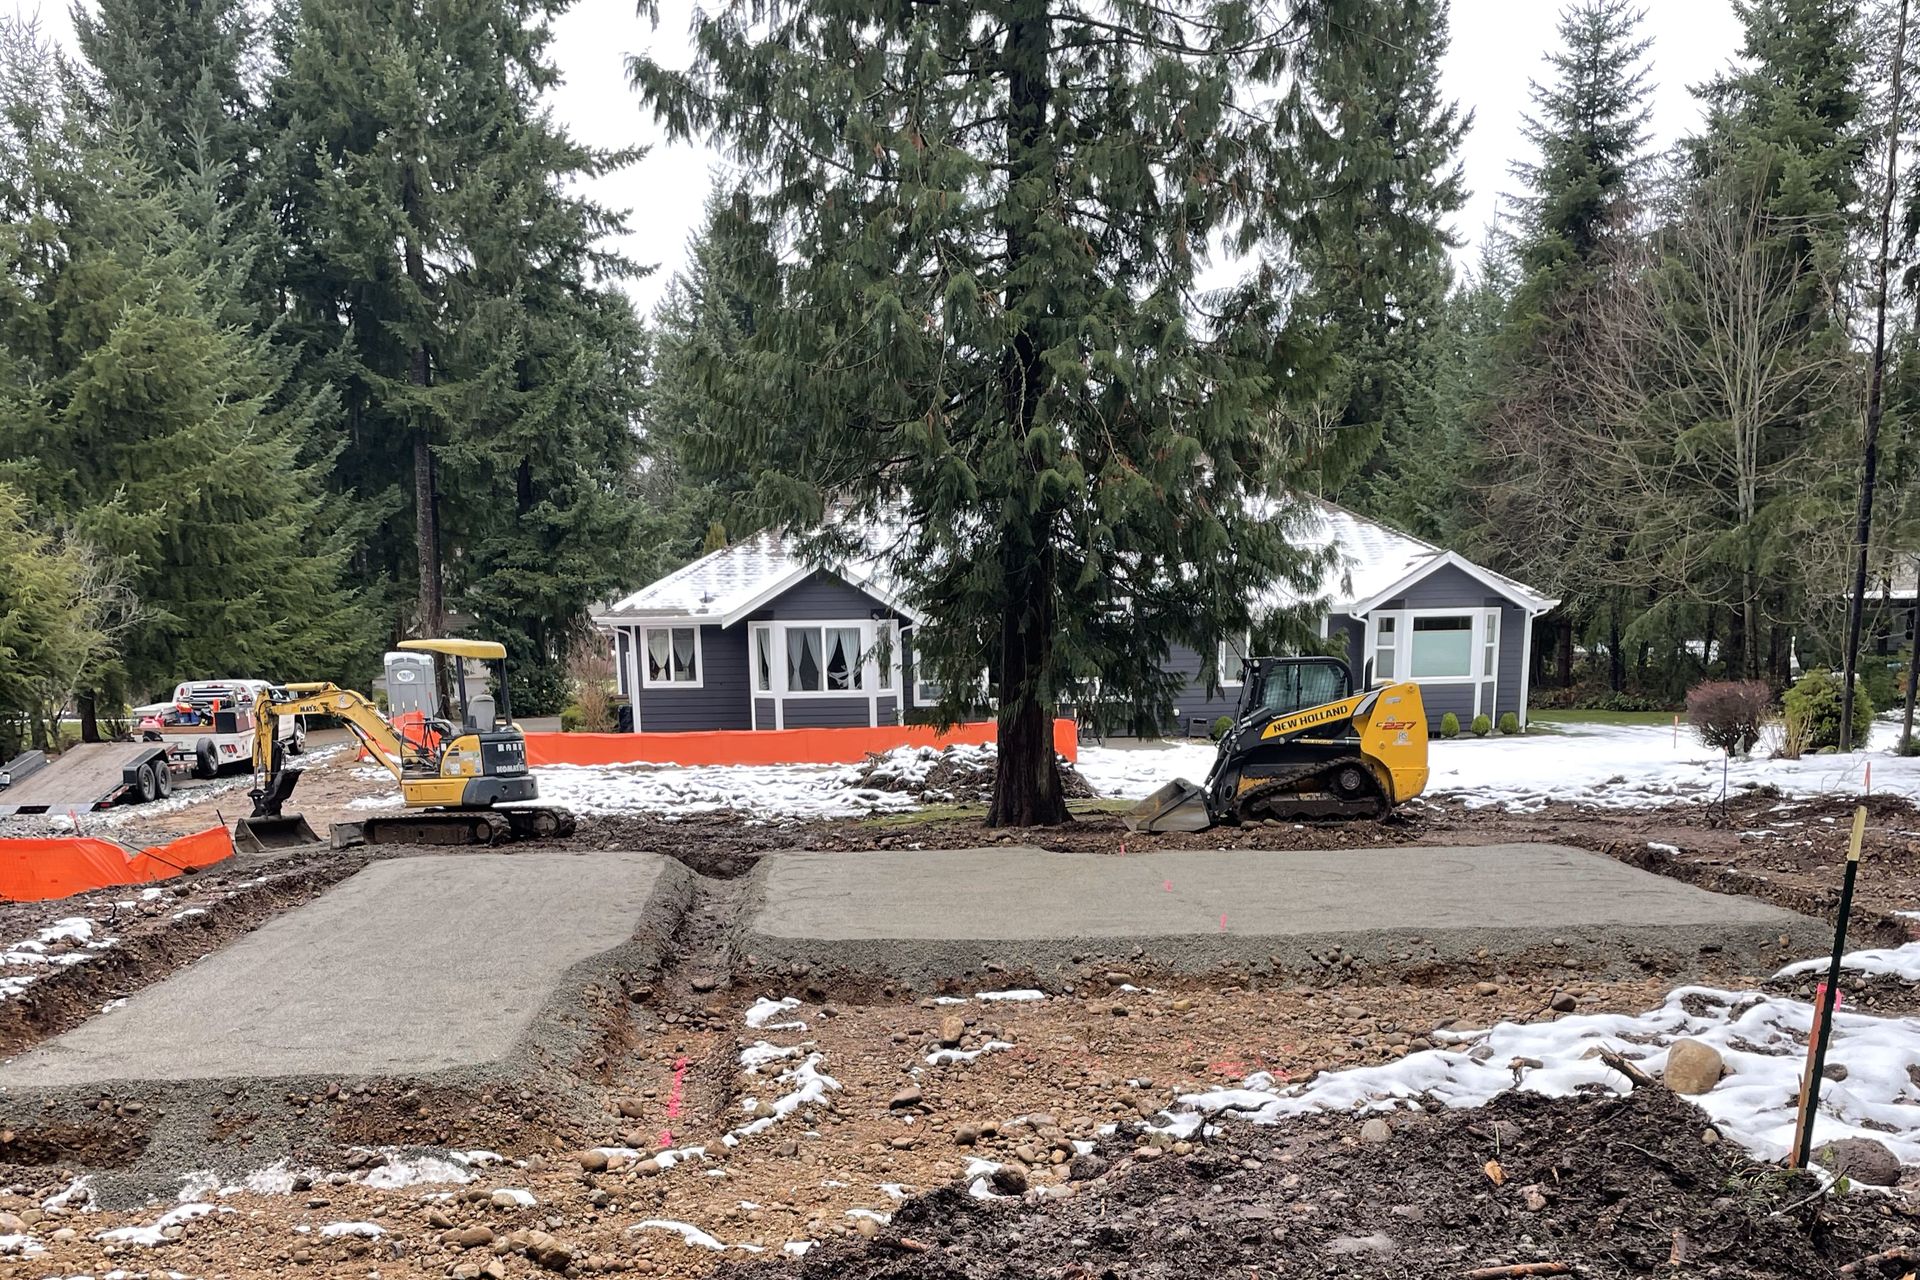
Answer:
1409, 616, 1473, 678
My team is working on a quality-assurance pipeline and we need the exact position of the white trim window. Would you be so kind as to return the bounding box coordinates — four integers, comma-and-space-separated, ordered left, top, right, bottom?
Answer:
613, 631, 631, 697
1482, 610, 1500, 678
642, 625, 702, 688
1373, 616, 1397, 681
874, 620, 896, 692
1409, 616, 1474, 679
784, 623, 865, 695
912, 643, 942, 707
751, 623, 774, 694
1218, 631, 1251, 687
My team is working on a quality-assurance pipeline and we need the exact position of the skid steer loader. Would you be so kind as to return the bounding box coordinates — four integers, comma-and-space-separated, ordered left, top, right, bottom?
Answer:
1124, 655, 1429, 832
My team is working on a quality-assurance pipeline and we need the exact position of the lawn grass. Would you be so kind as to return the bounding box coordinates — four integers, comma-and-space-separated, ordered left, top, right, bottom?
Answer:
1529, 708, 1679, 728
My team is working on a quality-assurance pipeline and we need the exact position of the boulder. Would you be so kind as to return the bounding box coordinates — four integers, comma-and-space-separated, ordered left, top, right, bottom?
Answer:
1663, 1039, 1725, 1095
1815, 1137, 1901, 1187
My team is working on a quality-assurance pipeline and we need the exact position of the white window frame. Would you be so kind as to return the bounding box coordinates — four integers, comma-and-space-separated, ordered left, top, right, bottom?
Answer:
1367, 606, 1505, 717
640, 624, 704, 689
911, 643, 941, 707
774, 620, 882, 699
1218, 631, 1251, 687
613, 631, 631, 698
750, 622, 774, 695
1373, 615, 1398, 682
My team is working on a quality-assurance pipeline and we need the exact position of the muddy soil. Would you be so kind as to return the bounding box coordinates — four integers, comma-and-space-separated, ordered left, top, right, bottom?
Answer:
735, 1089, 1907, 1280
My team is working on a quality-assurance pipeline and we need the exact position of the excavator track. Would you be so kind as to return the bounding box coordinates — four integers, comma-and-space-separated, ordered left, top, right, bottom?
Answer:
333, 807, 578, 849
1231, 754, 1386, 823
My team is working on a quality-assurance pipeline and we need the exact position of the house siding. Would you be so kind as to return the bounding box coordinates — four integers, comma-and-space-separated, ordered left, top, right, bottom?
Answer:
747, 571, 894, 622
782, 696, 873, 728
1164, 642, 1244, 736
634, 623, 751, 732
1334, 616, 1366, 681
752, 696, 775, 729
1368, 562, 1531, 728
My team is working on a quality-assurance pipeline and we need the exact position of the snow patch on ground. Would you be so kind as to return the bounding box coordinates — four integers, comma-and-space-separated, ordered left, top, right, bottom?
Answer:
629, 1219, 728, 1250
319, 1221, 384, 1238
533, 760, 915, 823
97, 1202, 224, 1246
744, 996, 807, 1030
1156, 942, 1920, 1166
927, 1040, 1016, 1066
975, 989, 1046, 1002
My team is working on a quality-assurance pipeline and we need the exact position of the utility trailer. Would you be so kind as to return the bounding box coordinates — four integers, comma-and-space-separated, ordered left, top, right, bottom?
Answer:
0, 742, 176, 817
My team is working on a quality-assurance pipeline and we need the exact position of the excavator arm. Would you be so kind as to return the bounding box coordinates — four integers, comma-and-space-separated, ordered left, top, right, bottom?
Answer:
249, 684, 423, 786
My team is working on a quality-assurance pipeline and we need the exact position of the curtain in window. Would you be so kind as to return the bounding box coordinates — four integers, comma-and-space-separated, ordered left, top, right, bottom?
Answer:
787, 628, 822, 691
754, 627, 772, 692
672, 628, 697, 681
647, 629, 670, 683
826, 627, 861, 690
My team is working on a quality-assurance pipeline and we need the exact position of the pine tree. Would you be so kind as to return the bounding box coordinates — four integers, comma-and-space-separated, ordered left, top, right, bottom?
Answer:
631, 1, 1358, 825
641, 193, 773, 571
71, 0, 257, 193
1475, 0, 1652, 690
268, 0, 647, 705
0, 22, 369, 704
1287, 0, 1469, 498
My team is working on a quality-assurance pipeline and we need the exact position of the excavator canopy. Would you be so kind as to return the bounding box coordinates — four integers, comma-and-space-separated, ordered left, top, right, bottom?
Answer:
397, 638, 507, 660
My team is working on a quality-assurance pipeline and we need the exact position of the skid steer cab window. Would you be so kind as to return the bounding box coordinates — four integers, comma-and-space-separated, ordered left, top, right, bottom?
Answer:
642, 625, 702, 688
1258, 661, 1351, 717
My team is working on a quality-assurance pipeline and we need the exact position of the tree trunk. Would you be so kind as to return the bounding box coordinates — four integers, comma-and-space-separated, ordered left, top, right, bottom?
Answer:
1728, 604, 1749, 681
78, 691, 100, 744
989, 534, 1067, 827
403, 162, 442, 641
1556, 619, 1573, 688
985, 0, 1066, 828
1607, 615, 1624, 692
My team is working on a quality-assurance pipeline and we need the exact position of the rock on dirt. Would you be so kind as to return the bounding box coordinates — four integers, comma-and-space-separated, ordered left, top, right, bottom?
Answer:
1815, 1137, 1902, 1187
1663, 1038, 1725, 1095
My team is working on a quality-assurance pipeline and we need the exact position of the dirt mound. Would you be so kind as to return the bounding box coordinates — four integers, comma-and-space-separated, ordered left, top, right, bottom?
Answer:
854, 746, 1094, 805
724, 1090, 1904, 1280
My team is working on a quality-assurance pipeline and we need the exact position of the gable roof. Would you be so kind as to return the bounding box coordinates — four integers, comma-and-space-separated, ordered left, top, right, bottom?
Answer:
594, 499, 1556, 633
592, 529, 925, 629
1278, 499, 1559, 616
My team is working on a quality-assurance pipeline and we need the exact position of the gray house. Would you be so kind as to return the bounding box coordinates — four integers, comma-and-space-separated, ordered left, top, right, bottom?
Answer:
596, 500, 1557, 734
594, 531, 924, 731
1161, 501, 1559, 732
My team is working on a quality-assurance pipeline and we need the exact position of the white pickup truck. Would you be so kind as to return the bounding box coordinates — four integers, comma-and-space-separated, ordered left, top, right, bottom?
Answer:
133, 679, 305, 778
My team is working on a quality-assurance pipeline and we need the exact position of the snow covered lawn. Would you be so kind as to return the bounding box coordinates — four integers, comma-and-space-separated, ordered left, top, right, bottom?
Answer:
1076, 719, 1920, 812
427, 717, 1920, 823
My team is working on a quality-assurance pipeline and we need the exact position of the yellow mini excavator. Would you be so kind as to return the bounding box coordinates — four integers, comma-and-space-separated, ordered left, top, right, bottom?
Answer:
234, 638, 576, 851
1124, 655, 1429, 832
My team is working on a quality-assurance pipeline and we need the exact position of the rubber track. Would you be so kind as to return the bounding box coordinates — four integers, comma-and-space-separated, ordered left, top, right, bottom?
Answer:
1230, 754, 1385, 822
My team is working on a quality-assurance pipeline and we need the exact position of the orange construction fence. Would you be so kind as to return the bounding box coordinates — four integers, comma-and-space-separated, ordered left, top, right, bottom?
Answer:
0, 824, 234, 903
524, 718, 1078, 768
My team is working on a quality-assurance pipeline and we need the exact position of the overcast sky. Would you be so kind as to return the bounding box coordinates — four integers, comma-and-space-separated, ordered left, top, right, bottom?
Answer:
29, 0, 1751, 314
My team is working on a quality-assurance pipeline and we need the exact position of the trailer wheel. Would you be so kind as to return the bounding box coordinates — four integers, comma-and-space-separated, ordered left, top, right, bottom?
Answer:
194, 740, 218, 779
134, 761, 159, 803
155, 761, 174, 798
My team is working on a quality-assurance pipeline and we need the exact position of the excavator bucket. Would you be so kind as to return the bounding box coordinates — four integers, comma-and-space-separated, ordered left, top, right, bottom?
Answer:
1122, 779, 1215, 833
232, 766, 320, 853
232, 813, 321, 853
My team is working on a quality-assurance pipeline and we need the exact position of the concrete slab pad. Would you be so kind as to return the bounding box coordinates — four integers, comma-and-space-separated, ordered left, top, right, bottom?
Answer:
743, 843, 1816, 982
0, 851, 675, 1087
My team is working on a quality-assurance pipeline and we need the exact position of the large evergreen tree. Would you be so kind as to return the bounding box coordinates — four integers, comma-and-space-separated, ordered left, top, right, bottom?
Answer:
631, 2, 1363, 825
267, 0, 647, 705
0, 21, 367, 706
1474, 0, 1652, 690
1286, 0, 1469, 501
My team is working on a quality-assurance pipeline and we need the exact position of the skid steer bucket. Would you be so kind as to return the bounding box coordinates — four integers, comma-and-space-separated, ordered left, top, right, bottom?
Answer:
1123, 779, 1214, 833
232, 813, 322, 854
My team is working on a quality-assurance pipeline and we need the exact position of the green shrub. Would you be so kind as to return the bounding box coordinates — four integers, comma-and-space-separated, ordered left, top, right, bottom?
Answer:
1439, 711, 1460, 738
559, 702, 584, 733
1498, 711, 1520, 735
1471, 713, 1492, 737
1210, 715, 1234, 741
1781, 668, 1874, 752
